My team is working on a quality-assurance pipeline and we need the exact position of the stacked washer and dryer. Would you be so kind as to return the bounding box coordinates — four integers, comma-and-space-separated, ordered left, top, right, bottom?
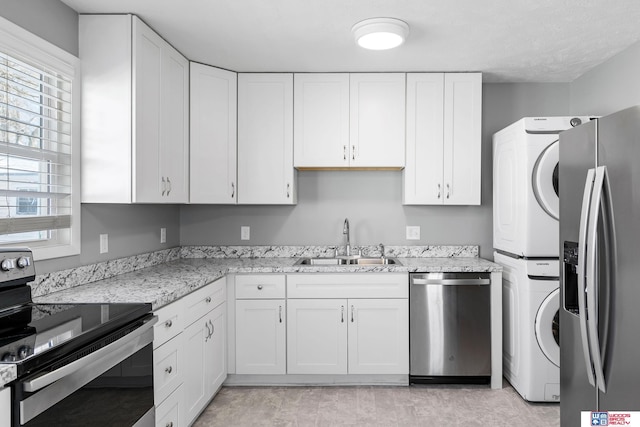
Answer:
492, 116, 590, 402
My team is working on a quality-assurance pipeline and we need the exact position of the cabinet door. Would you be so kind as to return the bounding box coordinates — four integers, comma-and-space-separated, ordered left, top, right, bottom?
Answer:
287, 299, 347, 374
190, 64, 237, 203
347, 299, 409, 375
238, 73, 295, 204
182, 313, 209, 426
133, 17, 163, 202
443, 73, 482, 205
349, 73, 405, 168
294, 73, 349, 168
160, 43, 189, 203
236, 299, 286, 374
206, 303, 227, 397
403, 73, 445, 204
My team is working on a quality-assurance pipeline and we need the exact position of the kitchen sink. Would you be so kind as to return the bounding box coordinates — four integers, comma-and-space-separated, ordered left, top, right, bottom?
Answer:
295, 257, 401, 266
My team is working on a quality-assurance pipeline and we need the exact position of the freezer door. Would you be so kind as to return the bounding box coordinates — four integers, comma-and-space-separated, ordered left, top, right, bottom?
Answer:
559, 120, 598, 426
596, 106, 640, 411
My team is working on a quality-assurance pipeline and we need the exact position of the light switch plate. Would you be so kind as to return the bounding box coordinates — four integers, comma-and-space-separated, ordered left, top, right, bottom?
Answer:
241, 226, 250, 240
99, 234, 109, 254
160, 228, 166, 244
406, 226, 420, 240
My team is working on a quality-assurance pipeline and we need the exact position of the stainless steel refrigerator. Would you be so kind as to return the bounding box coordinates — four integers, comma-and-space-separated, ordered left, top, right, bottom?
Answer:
559, 105, 640, 425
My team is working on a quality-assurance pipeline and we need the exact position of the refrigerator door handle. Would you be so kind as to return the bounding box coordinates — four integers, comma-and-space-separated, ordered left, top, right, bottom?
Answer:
586, 165, 609, 393
578, 167, 596, 387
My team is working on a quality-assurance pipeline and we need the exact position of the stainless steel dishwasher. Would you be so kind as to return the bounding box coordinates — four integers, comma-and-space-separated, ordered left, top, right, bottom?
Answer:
410, 272, 491, 384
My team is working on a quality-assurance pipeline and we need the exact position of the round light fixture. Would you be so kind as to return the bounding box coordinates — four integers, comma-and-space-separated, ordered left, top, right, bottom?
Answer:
351, 18, 409, 50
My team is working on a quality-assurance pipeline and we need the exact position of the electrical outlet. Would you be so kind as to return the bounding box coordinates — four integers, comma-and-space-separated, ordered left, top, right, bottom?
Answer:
406, 226, 421, 240
160, 228, 166, 244
241, 226, 250, 240
99, 234, 109, 254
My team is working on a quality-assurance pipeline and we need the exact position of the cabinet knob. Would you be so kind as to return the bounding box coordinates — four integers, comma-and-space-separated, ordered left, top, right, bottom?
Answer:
164, 320, 173, 328
205, 296, 212, 303
166, 422, 174, 427
257, 285, 263, 290
165, 366, 173, 374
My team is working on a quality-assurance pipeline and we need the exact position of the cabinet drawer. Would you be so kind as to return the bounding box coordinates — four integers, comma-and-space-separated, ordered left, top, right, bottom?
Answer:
155, 384, 183, 427
154, 334, 183, 405
287, 273, 408, 299
236, 274, 285, 299
183, 277, 226, 326
154, 299, 184, 349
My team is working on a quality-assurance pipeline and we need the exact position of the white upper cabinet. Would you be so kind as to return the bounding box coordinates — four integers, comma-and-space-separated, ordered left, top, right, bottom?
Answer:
189, 63, 237, 204
349, 73, 406, 168
80, 14, 189, 203
294, 74, 350, 168
237, 73, 296, 204
403, 72, 482, 205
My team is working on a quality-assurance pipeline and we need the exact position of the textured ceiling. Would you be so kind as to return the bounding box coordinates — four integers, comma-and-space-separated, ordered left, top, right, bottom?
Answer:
61, 0, 640, 82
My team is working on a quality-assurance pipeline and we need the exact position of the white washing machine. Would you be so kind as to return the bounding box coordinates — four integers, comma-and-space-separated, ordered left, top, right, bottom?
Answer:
492, 116, 591, 257
495, 251, 560, 402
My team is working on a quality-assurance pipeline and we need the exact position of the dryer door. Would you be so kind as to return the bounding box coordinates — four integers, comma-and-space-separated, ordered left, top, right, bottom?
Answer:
532, 140, 560, 220
535, 288, 560, 367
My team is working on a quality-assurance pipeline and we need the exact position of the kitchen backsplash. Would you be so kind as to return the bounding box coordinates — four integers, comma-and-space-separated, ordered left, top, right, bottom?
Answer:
29, 245, 478, 297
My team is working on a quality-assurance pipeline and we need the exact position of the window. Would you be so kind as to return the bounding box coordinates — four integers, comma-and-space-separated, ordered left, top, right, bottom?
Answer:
0, 17, 80, 259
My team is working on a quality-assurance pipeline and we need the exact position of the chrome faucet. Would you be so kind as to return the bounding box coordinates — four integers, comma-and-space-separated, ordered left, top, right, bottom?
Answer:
343, 218, 351, 256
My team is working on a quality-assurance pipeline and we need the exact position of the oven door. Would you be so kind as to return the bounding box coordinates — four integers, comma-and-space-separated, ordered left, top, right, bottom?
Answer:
13, 315, 157, 427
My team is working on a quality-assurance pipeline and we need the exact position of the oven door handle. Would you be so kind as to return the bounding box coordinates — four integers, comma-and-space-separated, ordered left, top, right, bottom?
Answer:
20, 315, 157, 424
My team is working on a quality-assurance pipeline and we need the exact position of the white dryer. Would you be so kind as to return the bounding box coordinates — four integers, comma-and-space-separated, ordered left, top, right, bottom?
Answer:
495, 251, 560, 402
493, 116, 591, 257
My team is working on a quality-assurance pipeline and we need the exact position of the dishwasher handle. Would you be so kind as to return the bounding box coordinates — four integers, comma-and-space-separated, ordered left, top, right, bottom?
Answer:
411, 277, 490, 286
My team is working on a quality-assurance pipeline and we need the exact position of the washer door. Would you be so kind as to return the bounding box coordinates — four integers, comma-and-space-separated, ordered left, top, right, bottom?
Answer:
532, 140, 559, 220
535, 288, 560, 367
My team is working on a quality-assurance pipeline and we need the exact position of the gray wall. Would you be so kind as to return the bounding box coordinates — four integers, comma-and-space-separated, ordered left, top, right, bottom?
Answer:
180, 83, 571, 259
570, 40, 640, 116
0, 1, 183, 274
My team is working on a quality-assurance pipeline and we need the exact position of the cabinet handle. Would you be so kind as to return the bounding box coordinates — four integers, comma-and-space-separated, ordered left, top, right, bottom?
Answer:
341, 305, 344, 323
286, 183, 290, 198
165, 366, 173, 374
351, 305, 354, 323
352, 145, 356, 161
205, 321, 211, 341
437, 183, 441, 199
166, 422, 174, 427
231, 182, 235, 198
279, 305, 283, 323
164, 320, 173, 328
446, 183, 450, 199
166, 177, 172, 196
205, 296, 212, 303
257, 285, 263, 290
161, 177, 166, 196
343, 145, 347, 160
209, 320, 214, 336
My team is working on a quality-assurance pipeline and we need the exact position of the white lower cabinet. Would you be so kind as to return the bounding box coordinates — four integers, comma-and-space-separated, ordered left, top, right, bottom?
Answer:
287, 299, 348, 374
0, 386, 9, 427
153, 277, 226, 427
235, 275, 286, 374
286, 297, 408, 375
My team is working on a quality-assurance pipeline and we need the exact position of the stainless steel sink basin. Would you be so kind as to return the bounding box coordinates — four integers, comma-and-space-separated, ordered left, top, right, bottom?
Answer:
295, 257, 401, 266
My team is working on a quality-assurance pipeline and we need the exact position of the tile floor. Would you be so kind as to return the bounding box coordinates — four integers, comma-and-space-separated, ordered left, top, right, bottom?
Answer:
193, 381, 559, 426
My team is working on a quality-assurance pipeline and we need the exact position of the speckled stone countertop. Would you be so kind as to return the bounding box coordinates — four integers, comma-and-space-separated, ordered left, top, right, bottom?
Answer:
0, 364, 16, 388
33, 255, 501, 310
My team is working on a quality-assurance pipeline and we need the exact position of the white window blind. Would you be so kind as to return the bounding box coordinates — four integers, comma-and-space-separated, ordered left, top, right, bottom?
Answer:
0, 16, 80, 259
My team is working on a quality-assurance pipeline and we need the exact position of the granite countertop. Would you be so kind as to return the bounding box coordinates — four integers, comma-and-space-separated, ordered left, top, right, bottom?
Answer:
34, 256, 501, 310
0, 364, 16, 388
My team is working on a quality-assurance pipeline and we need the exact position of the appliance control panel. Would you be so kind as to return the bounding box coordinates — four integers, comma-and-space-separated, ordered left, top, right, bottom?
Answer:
0, 248, 36, 286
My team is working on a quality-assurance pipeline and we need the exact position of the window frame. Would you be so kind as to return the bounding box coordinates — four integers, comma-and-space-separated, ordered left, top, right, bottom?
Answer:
0, 16, 81, 260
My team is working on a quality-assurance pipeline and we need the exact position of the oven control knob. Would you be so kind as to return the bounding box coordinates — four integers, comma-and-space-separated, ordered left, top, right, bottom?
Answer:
16, 256, 31, 269
17, 345, 31, 359
1, 352, 16, 362
1, 258, 15, 271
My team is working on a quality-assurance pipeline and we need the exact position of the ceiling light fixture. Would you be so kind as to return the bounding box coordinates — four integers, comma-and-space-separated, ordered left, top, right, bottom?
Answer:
351, 18, 409, 50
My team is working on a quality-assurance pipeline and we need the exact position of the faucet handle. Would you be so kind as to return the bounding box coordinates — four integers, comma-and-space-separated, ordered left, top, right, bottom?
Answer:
378, 243, 385, 257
